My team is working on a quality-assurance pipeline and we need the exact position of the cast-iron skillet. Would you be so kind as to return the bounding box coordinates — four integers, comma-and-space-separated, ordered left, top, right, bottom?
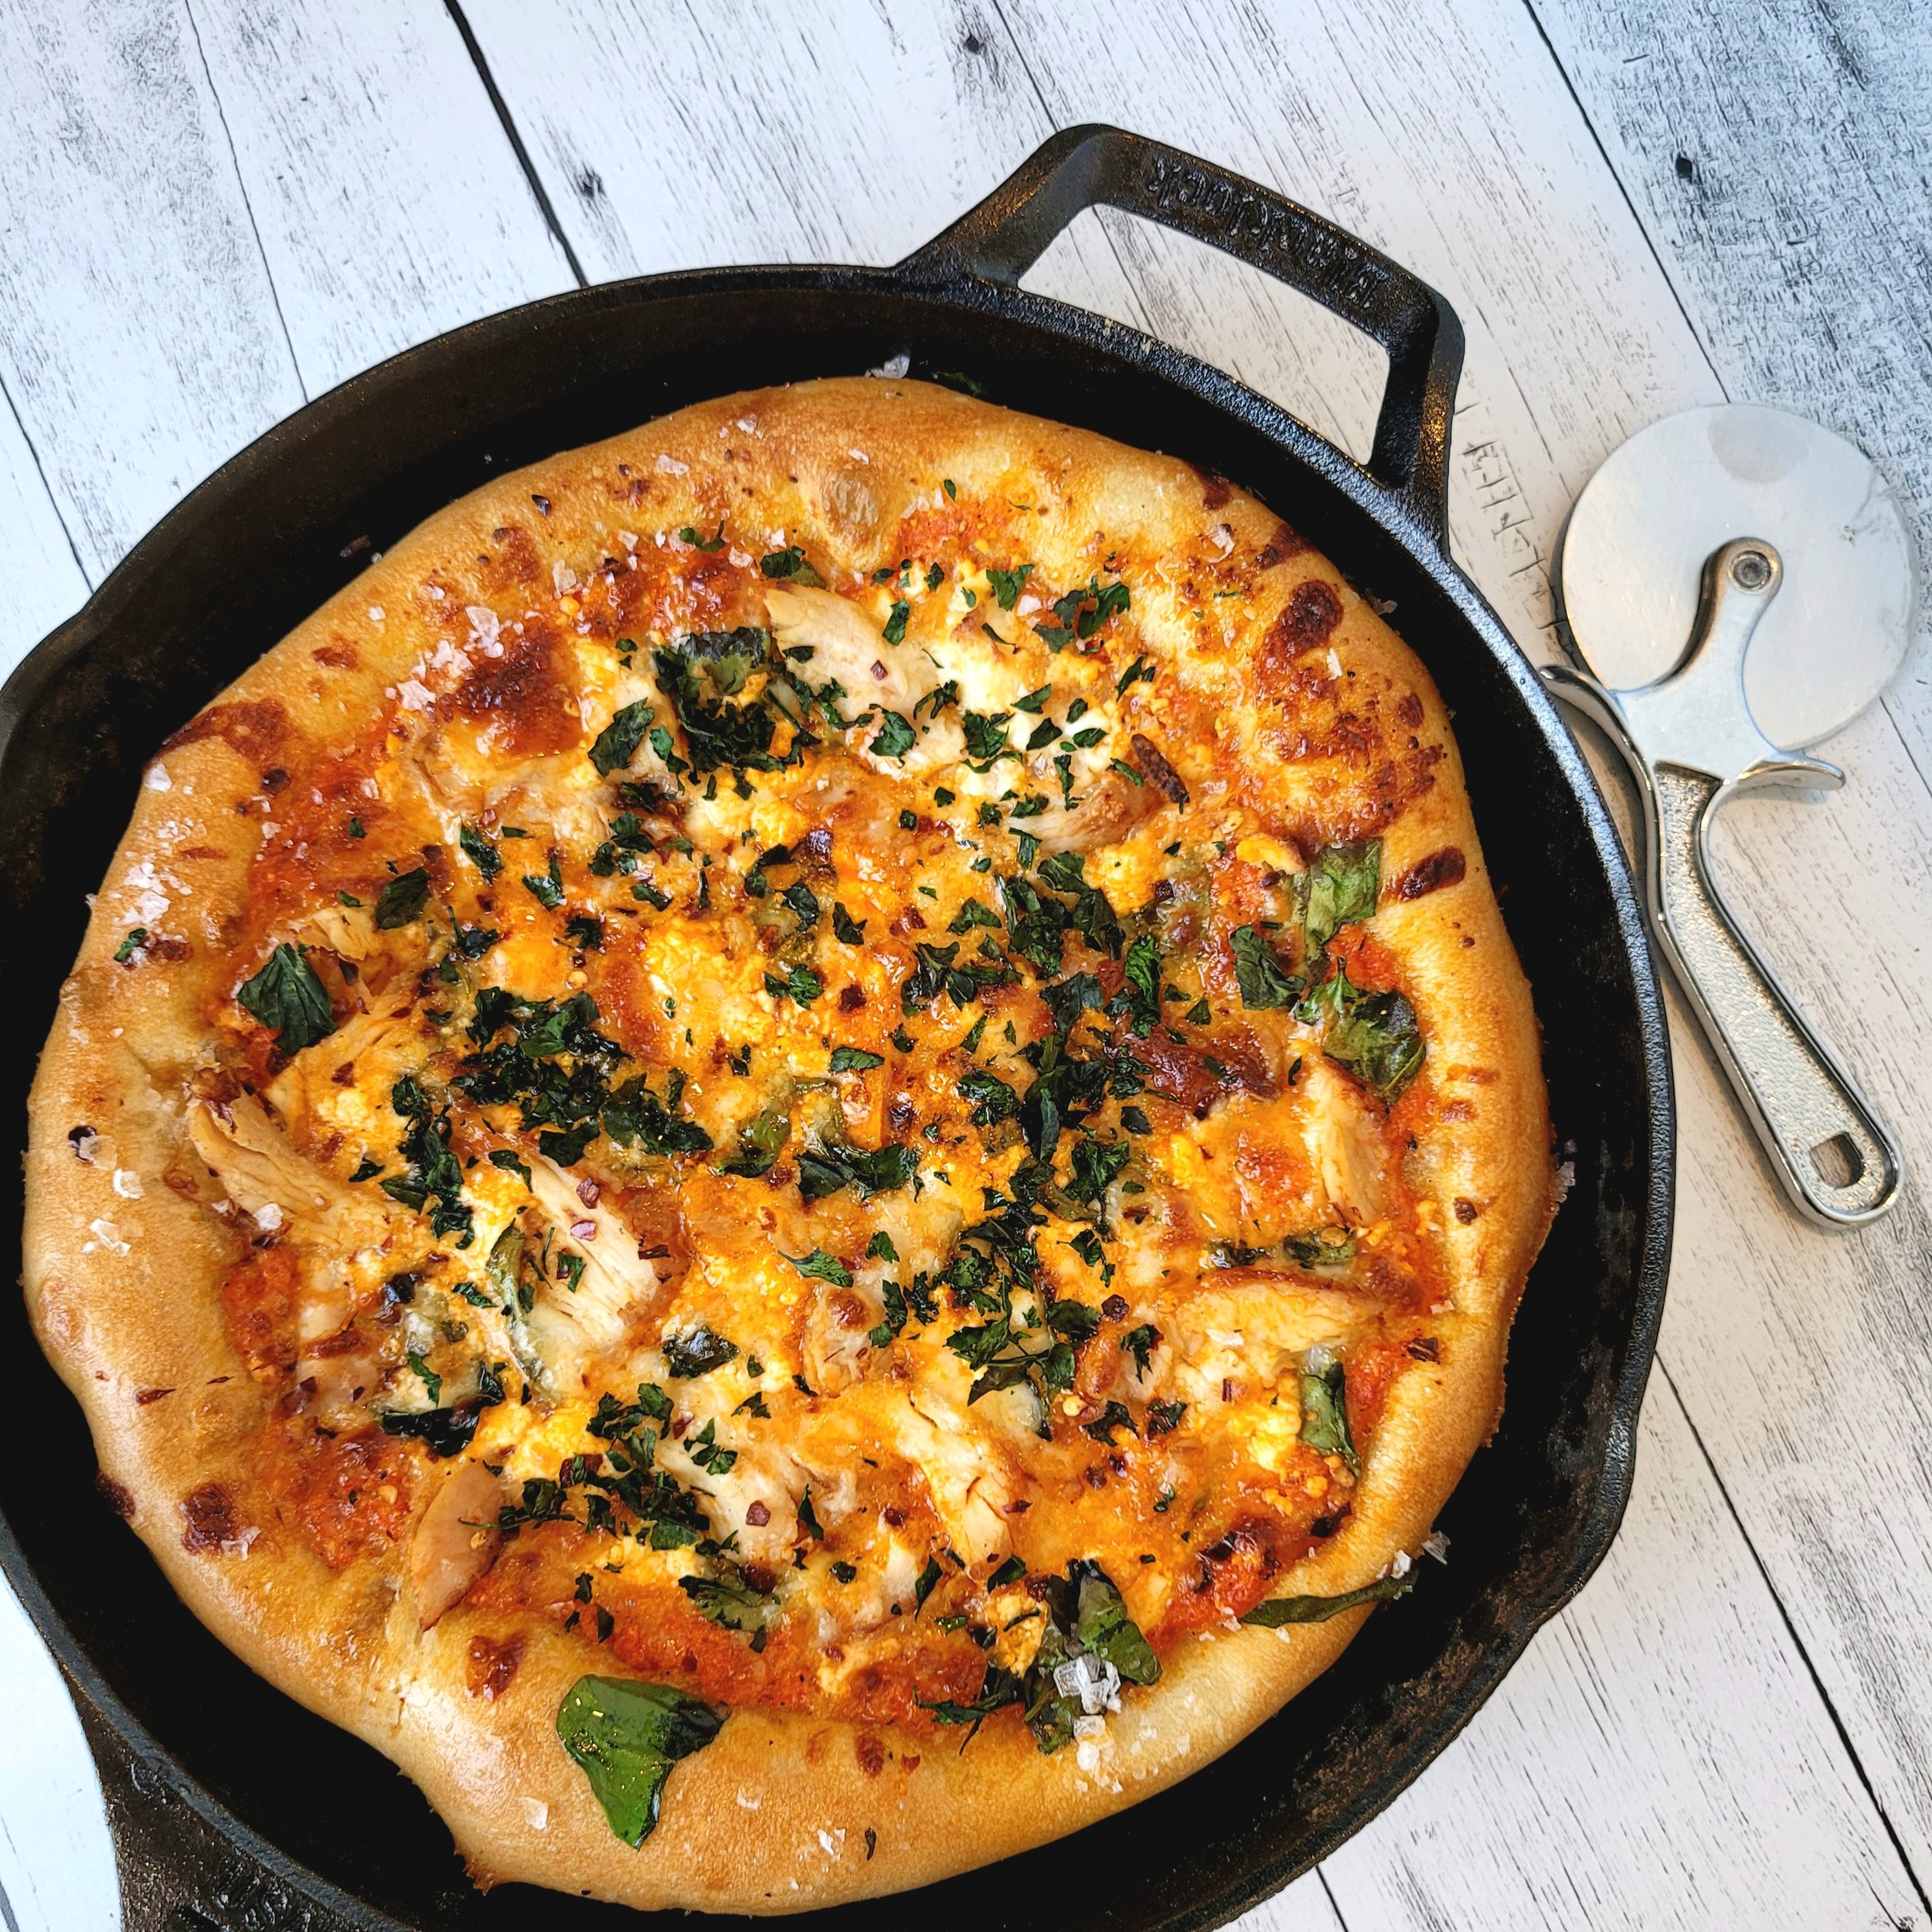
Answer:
0, 128, 1672, 1931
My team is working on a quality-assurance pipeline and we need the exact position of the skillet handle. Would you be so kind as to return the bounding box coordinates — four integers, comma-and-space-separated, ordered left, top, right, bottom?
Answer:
900, 124, 1464, 548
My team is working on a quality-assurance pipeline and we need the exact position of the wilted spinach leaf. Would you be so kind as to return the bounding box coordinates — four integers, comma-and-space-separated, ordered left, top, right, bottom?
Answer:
1239, 1573, 1412, 1627
235, 944, 335, 1053
555, 1675, 723, 1846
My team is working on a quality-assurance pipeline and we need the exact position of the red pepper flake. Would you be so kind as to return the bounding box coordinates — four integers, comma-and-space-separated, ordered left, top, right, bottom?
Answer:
577, 1177, 600, 1206
745, 1500, 771, 1526
570, 1218, 597, 1240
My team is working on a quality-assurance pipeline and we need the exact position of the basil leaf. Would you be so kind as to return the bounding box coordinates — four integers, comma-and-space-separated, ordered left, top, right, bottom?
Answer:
718, 1104, 788, 1178
378, 1401, 485, 1458
1022, 1620, 1081, 1751
235, 943, 336, 1052
1239, 1574, 1412, 1627
797, 1141, 916, 1200
759, 546, 825, 587
783, 1247, 854, 1287
458, 822, 502, 880
1230, 924, 1299, 1009
1324, 984, 1424, 1104
1300, 1356, 1358, 1472
488, 1148, 532, 1189
779, 879, 821, 929
883, 599, 910, 645
590, 699, 656, 777
1067, 1136, 1129, 1206
522, 855, 565, 910
832, 903, 867, 944
869, 710, 916, 759
374, 867, 431, 930
829, 1046, 885, 1073
602, 1076, 715, 1157
1072, 1561, 1160, 1685
1299, 839, 1381, 954
1113, 933, 1161, 1036
986, 564, 1032, 610
1280, 1226, 1355, 1270
764, 964, 823, 1007
555, 1675, 723, 1847
678, 1573, 774, 1639
662, 1326, 738, 1377
959, 1067, 1019, 1125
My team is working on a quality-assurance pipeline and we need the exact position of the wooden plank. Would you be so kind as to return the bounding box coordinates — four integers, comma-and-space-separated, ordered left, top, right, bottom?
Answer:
1320, 1381, 1924, 1930
457, 0, 1141, 322
0, 1577, 118, 1932
1530, 0, 1932, 770
0, 388, 90, 670
184, 0, 575, 395
0, 0, 302, 580
1240, 1872, 1346, 1932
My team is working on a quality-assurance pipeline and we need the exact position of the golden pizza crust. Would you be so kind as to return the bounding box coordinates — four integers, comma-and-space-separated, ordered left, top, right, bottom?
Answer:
25, 377, 1553, 1911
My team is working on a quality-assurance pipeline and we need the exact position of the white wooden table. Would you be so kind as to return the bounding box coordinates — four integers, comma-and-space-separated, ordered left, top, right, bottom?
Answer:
2, 4, 1928, 1927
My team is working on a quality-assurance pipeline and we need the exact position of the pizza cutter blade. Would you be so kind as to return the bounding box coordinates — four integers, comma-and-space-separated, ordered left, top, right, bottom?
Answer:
1545, 403, 1914, 1228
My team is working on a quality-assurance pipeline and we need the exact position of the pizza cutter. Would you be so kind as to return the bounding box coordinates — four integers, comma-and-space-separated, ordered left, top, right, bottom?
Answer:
1545, 403, 1916, 1228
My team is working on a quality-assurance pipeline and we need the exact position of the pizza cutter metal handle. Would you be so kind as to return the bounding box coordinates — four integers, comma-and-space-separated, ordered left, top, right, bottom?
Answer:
1546, 539, 1904, 1228
1644, 761, 1902, 1225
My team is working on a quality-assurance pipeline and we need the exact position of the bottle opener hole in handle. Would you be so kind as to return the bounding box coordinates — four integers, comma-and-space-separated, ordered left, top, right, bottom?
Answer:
1546, 405, 1916, 1229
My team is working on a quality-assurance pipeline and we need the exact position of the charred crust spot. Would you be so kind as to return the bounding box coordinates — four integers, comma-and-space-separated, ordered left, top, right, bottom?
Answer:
311, 641, 358, 669
260, 767, 290, 794
1406, 1335, 1443, 1359
1396, 692, 1425, 728
481, 523, 543, 588
147, 937, 192, 963
530, 493, 553, 517
466, 1633, 524, 1700
1397, 847, 1467, 901
162, 699, 289, 764
1128, 733, 1189, 806
134, 1386, 175, 1405
855, 1733, 887, 1777
447, 621, 579, 755
179, 1481, 236, 1553
1452, 1198, 1480, 1225
96, 1470, 135, 1519
1257, 521, 1308, 570
1278, 579, 1343, 651
1189, 464, 1233, 512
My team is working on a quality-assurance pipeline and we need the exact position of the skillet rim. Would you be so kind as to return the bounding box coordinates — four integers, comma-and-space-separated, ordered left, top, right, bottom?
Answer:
0, 248, 1674, 1930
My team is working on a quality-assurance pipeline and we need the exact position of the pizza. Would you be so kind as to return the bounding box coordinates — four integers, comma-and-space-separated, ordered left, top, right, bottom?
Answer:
24, 377, 1554, 1912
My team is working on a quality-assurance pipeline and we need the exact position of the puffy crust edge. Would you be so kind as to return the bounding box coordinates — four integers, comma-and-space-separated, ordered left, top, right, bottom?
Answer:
24, 376, 1553, 1912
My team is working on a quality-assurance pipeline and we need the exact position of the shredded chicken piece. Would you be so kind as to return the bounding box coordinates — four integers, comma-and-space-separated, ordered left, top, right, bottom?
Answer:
894, 1388, 1015, 1565
766, 583, 941, 717
410, 1459, 505, 1629
518, 1153, 675, 1389
1301, 1058, 1388, 1223
1027, 766, 1165, 853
